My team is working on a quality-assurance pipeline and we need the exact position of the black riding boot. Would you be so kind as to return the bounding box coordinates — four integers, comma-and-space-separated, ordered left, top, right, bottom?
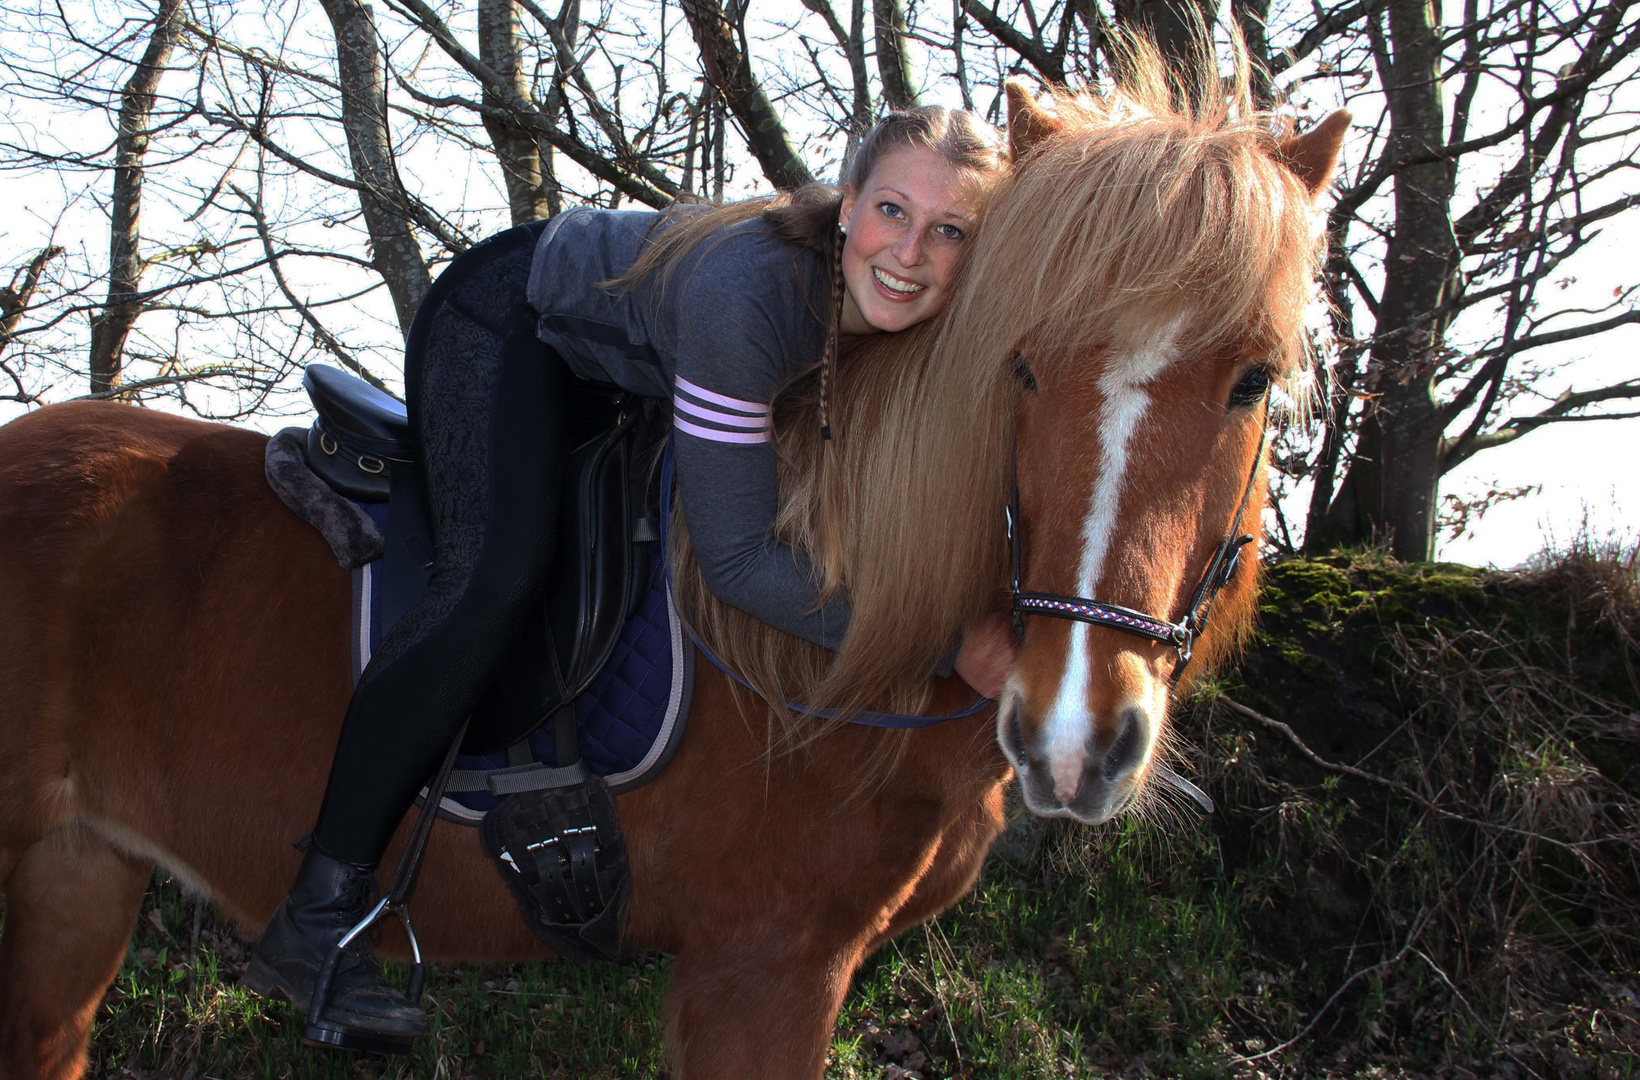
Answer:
242, 847, 428, 1045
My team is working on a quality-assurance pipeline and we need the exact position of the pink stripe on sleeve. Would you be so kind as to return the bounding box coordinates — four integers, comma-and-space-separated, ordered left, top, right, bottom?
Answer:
674, 397, 769, 430
674, 417, 770, 444
674, 375, 769, 416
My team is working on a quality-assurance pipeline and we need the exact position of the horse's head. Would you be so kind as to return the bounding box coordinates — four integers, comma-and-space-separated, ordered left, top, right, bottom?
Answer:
972, 68, 1348, 823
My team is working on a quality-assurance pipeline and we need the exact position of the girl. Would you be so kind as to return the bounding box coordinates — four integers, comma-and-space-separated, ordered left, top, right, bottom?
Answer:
244, 106, 1013, 1041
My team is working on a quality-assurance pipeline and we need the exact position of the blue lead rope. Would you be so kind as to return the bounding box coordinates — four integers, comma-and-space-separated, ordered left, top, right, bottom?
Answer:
659, 438, 994, 730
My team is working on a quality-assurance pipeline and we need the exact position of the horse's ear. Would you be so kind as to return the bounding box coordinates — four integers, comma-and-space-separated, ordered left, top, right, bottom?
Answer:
1005, 79, 1061, 161
1275, 110, 1351, 197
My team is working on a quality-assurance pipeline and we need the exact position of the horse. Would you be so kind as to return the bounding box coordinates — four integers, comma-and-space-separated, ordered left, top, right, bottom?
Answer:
0, 49, 1347, 1080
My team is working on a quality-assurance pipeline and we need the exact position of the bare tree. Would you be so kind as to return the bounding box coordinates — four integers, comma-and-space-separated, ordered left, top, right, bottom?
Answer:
2, 0, 1633, 561
1297, 0, 1640, 558
317, 0, 433, 336
87, 0, 184, 395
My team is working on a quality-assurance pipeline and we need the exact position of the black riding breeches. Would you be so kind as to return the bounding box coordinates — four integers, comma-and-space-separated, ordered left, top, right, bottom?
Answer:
312, 220, 564, 867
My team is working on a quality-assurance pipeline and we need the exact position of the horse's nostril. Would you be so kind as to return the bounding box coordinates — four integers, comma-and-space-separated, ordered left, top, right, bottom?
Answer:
1001, 704, 1029, 765
1101, 708, 1145, 781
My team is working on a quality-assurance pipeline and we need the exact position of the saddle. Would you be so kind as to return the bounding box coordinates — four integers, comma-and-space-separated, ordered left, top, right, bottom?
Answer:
302, 363, 668, 752
295, 363, 670, 967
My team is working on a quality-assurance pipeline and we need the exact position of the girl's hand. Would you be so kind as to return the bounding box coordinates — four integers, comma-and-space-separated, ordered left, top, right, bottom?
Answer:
953, 614, 1018, 700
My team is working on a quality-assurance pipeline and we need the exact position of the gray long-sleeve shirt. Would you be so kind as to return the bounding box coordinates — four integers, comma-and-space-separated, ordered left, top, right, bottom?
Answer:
527, 207, 850, 650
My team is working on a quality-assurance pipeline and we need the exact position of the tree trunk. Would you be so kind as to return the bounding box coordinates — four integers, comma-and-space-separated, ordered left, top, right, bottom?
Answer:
1231, 0, 1274, 103
1318, 0, 1457, 561
847, 0, 872, 137
1114, 0, 1214, 68
87, 0, 182, 396
873, 0, 918, 109
478, 0, 557, 223
318, 0, 431, 337
1303, 212, 1364, 550
680, 0, 814, 191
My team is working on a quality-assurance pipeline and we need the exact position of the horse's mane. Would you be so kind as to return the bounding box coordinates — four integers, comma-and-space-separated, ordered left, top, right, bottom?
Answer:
669, 35, 1323, 744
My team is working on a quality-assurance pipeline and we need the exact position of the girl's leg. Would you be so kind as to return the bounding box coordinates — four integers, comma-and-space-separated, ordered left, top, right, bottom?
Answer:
315, 220, 562, 864
244, 220, 562, 1037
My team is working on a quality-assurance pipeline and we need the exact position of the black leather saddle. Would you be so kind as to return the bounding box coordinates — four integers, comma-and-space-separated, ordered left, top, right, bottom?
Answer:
300, 363, 668, 754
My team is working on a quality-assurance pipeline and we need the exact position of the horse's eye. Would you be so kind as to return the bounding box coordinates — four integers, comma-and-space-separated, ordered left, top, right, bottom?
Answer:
1229, 366, 1271, 408
1013, 353, 1039, 393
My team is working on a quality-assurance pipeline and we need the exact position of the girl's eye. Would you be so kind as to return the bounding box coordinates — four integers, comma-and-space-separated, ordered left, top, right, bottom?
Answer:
936, 223, 965, 240
878, 201, 905, 219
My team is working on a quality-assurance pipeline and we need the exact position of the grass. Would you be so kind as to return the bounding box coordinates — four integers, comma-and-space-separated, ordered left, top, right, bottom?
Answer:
85, 544, 1640, 1078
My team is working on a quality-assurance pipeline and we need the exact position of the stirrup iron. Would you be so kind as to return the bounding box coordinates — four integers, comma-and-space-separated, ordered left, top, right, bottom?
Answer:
303, 724, 465, 1053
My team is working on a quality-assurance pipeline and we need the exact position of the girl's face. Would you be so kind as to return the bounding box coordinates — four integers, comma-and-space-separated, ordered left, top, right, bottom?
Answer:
838, 145, 981, 335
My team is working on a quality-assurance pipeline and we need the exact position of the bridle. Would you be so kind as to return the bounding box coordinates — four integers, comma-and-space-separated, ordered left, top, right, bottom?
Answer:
1006, 391, 1270, 688
1003, 392, 1271, 813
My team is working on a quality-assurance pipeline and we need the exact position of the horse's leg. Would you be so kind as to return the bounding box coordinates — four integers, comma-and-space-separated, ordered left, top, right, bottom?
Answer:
663, 938, 860, 1080
0, 827, 153, 1080
871, 777, 1009, 950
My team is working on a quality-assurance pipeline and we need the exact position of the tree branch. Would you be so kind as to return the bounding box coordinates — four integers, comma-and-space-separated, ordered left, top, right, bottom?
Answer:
678, 0, 814, 190
0, 246, 65, 360
961, 0, 1063, 82
385, 0, 681, 205
1442, 379, 1640, 471
229, 182, 394, 395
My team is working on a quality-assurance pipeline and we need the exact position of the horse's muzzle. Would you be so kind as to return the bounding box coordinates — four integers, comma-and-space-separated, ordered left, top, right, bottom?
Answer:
999, 697, 1149, 824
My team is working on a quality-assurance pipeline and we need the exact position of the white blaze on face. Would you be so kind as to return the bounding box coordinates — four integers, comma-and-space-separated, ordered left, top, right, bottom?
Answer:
1039, 327, 1182, 804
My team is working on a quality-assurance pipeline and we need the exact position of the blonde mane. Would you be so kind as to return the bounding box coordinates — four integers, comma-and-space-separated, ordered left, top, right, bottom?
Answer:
669, 37, 1323, 744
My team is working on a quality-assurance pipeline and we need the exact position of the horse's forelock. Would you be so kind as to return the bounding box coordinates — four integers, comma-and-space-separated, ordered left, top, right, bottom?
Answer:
941, 57, 1322, 396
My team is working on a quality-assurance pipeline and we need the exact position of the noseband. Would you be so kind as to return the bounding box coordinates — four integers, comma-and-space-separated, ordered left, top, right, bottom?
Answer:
1004, 395, 1270, 814
1007, 394, 1269, 684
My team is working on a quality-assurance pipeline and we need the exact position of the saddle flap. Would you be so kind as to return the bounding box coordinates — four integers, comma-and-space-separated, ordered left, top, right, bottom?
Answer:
546, 387, 665, 701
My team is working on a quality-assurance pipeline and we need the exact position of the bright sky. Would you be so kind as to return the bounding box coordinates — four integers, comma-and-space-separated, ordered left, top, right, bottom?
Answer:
1, 0, 1634, 569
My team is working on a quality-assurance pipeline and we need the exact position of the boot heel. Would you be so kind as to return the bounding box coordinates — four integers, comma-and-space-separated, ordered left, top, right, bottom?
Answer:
303, 1018, 416, 1056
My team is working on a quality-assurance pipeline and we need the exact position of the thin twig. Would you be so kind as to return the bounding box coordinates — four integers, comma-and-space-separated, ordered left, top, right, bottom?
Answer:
1215, 696, 1601, 854
1412, 947, 1547, 1080
228, 182, 395, 396
1230, 925, 1424, 1066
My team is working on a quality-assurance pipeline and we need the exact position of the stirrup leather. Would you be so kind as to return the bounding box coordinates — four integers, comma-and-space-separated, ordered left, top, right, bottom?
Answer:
303, 727, 466, 1054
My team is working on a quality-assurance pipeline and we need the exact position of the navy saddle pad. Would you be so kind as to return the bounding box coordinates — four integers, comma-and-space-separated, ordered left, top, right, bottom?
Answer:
350, 504, 693, 824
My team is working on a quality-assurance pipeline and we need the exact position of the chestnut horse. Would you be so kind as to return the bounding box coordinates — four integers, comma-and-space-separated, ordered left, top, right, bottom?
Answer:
0, 56, 1346, 1080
